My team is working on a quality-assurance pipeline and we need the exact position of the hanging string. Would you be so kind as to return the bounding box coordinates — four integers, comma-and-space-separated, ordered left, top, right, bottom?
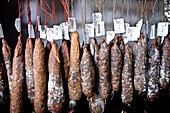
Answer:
127, 0, 130, 23
113, 0, 116, 20
71, 0, 74, 17
80, 0, 86, 44
151, 0, 158, 24
121, 0, 124, 18
134, 0, 140, 24
42, 0, 52, 26
90, 0, 94, 15
104, 0, 108, 30
52, 0, 56, 24
96, 0, 102, 12
61, 0, 69, 21
35, 0, 40, 31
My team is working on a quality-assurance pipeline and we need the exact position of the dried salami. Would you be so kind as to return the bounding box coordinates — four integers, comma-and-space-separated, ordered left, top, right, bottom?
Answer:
80, 45, 95, 98
118, 36, 125, 55
98, 37, 110, 102
89, 93, 105, 113
147, 38, 160, 101
68, 31, 82, 108
48, 41, 65, 113
2, 39, 12, 96
90, 38, 99, 67
60, 40, 70, 82
134, 36, 148, 95
159, 36, 170, 89
121, 44, 133, 105
10, 36, 24, 113
111, 37, 122, 96
33, 38, 46, 113
25, 38, 34, 105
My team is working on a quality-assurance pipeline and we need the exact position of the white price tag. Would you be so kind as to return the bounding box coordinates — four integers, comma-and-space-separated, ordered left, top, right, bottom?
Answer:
15, 18, 21, 32
28, 24, 35, 38
123, 38, 128, 44
157, 22, 169, 37
95, 21, 105, 36
93, 12, 102, 23
53, 25, 62, 40
85, 23, 94, 38
46, 28, 55, 42
60, 22, 69, 40
0, 24, 4, 38
150, 25, 155, 39
39, 25, 47, 39
123, 23, 130, 37
127, 27, 139, 41
68, 17, 76, 32
106, 31, 115, 44
136, 19, 143, 33
113, 18, 125, 34
161, 36, 165, 44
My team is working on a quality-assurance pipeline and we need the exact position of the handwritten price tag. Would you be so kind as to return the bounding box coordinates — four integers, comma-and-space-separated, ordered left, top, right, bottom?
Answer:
28, 24, 35, 38
157, 22, 169, 37
113, 18, 125, 34
150, 25, 155, 39
95, 21, 105, 36
15, 18, 21, 32
68, 17, 76, 32
85, 23, 94, 38
106, 31, 115, 44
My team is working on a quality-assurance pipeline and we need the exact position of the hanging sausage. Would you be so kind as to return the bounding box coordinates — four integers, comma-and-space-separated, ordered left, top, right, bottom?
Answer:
48, 41, 65, 113
160, 36, 170, 89
118, 36, 125, 55
33, 38, 47, 113
2, 39, 12, 96
98, 37, 110, 103
10, 36, 24, 113
80, 45, 95, 98
25, 38, 34, 105
121, 44, 133, 105
147, 38, 160, 102
111, 37, 122, 97
68, 31, 82, 108
90, 38, 99, 67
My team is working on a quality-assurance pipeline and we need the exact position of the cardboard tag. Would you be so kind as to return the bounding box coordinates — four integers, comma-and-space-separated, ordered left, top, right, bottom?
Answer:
85, 23, 94, 37
46, 28, 55, 42
93, 12, 102, 23
68, 17, 76, 32
39, 25, 47, 39
15, 18, 21, 32
157, 22, 169, 37
161, 36, 165, 44
123, 37, 128, 44
113, 18, 125, 34
53, 25, 62, 40
136, 19, 143, 33
95, 21, 105, 36
28, 24, 35, 38
60, 22, 69, 40
127, 27, 139, 41
150, 25, 155, 39
0, 24, 4, 38
106, 31, 115, 44
123, 23, 130, 37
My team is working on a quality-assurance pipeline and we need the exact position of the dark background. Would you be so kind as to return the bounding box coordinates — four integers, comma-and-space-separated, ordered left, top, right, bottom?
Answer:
0, 0, 170, 113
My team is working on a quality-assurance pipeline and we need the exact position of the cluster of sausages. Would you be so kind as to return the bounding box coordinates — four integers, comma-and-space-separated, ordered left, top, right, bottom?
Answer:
1, 32, 170, 113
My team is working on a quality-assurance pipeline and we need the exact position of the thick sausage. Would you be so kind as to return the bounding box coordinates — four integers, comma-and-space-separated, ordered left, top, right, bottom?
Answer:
33, 38, 46, 113
111, 37, 122, 97
160, 36, 170, 89
80, 45, 95, 98
147, 38, 160, 102
98, 37, 110, 103
48, 41, 65, 113
68, 31, 82, 108
10, 36, 24, 113
25, 38, 34, 105
2, 39, 12, 96
121, 44, 133, 105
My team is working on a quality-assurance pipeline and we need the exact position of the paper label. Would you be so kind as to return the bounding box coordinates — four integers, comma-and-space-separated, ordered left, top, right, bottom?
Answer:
123, 23, 130, 37
95, 21, 105, 36
113, 18, 125, 34
123, 37, 128, 44
85, 23, 94, 38
157, 22, 169, 37
39, 25, 47, 39
0, 24, 4, 38
150, 25, 155, 39
106, 31, 115, 44
60, 22, 69, 40
28, 24, 35, 38
127, 27, 139, 41
146, 20, 149, 35
93, 12, 102, 23
161, 36, 165, 44
15, 18, 21, 32
53, 25, 63, 40
136, 19, 143, 33
46, 28, 55, 42
68, 17, 76, 32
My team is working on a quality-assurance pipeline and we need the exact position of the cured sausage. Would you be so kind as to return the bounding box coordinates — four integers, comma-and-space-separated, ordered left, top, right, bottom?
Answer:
147, 38, 160, 101
2, 39, 12, 96
121, 44, 133, 105
118, 36, 125, 55
134, 36, 148, 95
60, 40, 70, 82
68, 31, 82, 108
48, 41, 65, 113
111, 37, 122, 97
90, 38, 99, 67
160, 37, 170, 89
25, 38, 34, 105
33, 38, 46, 113
80, 45, 95, 98
98, 37, 110, 103
10, 36, 24, 113
89, 93, 105, 113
